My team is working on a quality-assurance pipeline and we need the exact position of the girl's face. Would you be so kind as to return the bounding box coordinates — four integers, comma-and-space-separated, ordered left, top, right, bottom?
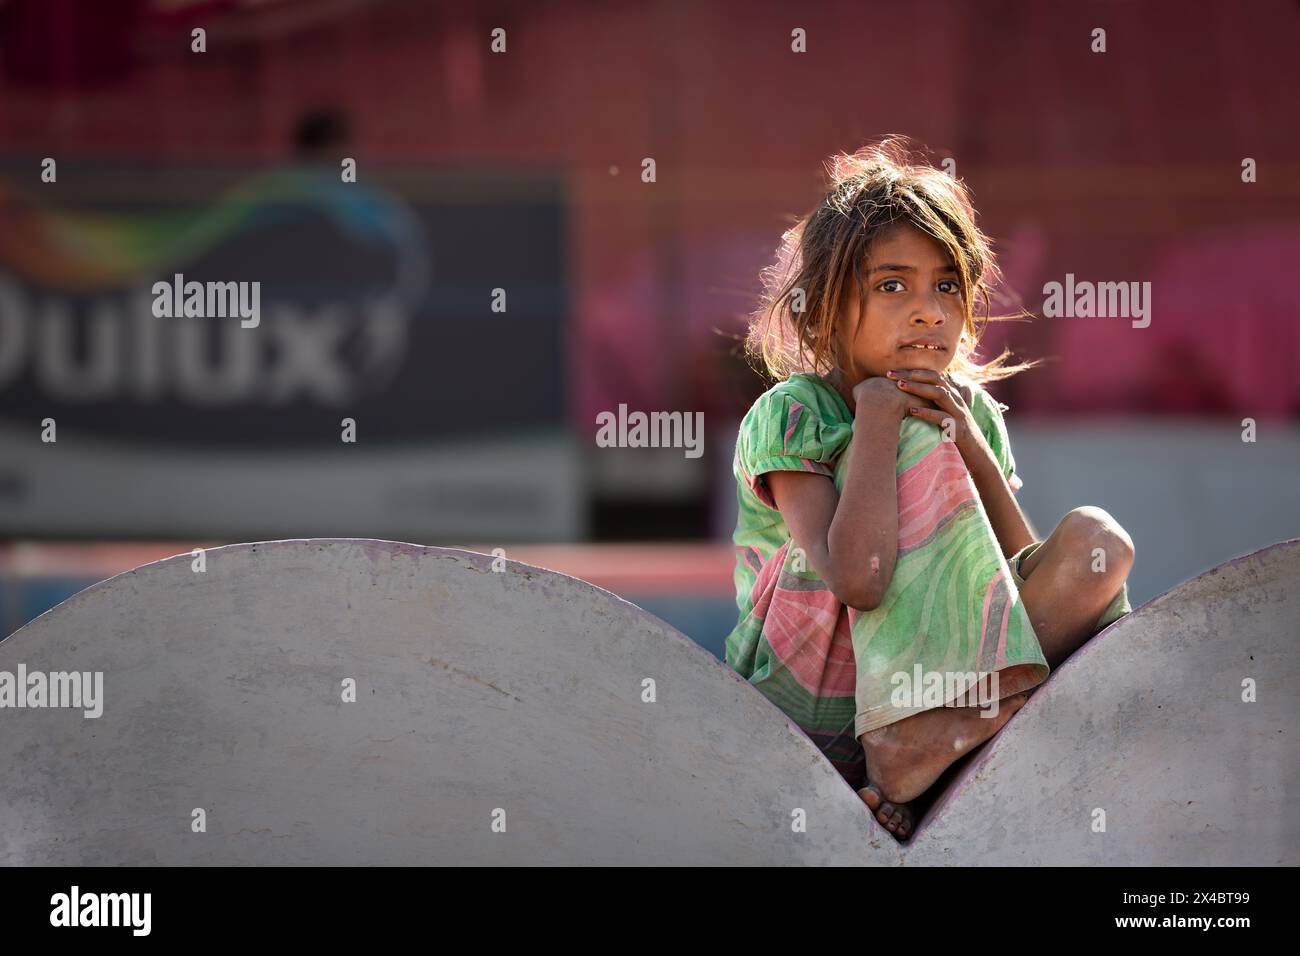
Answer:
835, 222, 965, 383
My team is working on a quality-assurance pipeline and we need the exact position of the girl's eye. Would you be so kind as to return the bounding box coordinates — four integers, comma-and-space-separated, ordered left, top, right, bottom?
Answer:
877, 278, 960, 295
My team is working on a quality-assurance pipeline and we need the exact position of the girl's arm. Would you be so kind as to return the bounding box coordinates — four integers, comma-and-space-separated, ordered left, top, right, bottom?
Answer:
967, 456, 1037, 559
893, 368, 1038, 560
767, 379, 913, 611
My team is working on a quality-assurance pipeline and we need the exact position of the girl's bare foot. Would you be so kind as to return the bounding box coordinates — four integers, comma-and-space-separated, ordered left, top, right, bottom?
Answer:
858, 692, 1031, 804
857, 783, 915, 840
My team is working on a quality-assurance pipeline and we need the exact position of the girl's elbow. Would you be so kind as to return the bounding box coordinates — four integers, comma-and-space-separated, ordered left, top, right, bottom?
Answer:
832, 577, 888, 612
849, 588, 886, 612
825, 554, 892, 611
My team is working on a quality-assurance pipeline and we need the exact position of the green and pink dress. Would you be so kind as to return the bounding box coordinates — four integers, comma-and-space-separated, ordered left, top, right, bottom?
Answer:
726, 372, 1129, 789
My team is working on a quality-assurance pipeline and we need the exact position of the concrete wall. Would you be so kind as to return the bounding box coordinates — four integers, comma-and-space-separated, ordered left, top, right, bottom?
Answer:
1, 537, 1295, 865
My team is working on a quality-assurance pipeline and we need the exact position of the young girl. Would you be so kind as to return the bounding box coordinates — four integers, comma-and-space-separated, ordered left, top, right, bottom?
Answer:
726, 137, 1135, 841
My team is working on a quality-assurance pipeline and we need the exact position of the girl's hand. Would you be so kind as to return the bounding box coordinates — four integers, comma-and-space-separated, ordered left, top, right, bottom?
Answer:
886, 369, 994, 468
851, 374, 938, 420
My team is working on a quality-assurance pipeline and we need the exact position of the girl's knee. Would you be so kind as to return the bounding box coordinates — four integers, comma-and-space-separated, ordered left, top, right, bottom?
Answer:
1060, 506, 1135, 574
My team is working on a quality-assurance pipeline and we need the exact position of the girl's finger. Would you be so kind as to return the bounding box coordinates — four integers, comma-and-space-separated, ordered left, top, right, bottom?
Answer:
942, 375, 970, 403
907, 406, 949, 423
897, 379, 956, 409
903, 369, 969, 407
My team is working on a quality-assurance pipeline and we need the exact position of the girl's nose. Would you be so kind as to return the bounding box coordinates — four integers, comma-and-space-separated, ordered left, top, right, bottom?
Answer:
914, 295, 950, 325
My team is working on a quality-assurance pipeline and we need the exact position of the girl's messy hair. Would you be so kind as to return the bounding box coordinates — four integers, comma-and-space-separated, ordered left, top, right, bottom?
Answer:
745, 135, 1039, 388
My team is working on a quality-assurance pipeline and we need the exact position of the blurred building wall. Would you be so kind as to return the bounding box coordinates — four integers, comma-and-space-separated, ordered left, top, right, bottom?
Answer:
0, 0, 1296, 545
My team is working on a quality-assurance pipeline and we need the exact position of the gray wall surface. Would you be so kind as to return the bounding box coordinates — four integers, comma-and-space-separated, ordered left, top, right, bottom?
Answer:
1, 538, 1295, 865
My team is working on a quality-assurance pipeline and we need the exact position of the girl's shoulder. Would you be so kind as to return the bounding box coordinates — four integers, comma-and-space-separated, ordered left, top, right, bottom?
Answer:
962, 379, 1012, 426
960, 379, 1022, 490
736, 373, 856, 483
742, 372, 853, 429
